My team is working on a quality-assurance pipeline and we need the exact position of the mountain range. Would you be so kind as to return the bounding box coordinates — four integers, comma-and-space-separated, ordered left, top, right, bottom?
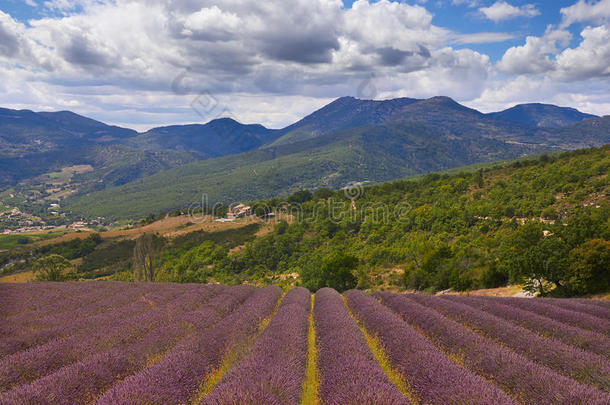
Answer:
0, 97, 608, 219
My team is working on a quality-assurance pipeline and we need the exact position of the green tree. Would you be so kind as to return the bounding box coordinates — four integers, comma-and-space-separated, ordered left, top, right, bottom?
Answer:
313, 188, 334, 200
568, 239, 610, 295
300, 252, 358, 292
32, 254, 72, 281
288, 189, 313, 203
518, 237, 570, 296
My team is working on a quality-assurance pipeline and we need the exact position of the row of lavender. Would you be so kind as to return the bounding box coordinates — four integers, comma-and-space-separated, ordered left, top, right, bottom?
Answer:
405, 294, 610, 391
95, 285, 282, 404
0, 282, 126, 318
375, 293, 610, 404
443, 295, 610, 358
201, 287, 311, 403
314, 287, 408, 403
344, 290, 514, 404
0, 283, 223, 390
0, 284, 192, 364
0, 283, 266, 404
0, 282, 175, 356
1, 282, 608, 404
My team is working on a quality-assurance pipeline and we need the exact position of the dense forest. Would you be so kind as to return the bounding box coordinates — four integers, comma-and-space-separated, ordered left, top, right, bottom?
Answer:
144, 146, 609, 296
6, 146, 608, 297
213, 146, 609, 296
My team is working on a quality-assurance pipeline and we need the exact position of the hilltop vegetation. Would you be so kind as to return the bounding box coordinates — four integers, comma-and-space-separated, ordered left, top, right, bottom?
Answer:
11, 145, 606, 297
211, 145, 608, 296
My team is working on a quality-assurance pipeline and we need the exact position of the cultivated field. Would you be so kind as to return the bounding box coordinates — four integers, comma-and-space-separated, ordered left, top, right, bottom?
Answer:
0, 283, 609, 404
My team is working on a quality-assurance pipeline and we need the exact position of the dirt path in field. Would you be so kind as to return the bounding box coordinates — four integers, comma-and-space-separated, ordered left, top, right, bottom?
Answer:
438, 285, 529, 297
32, 216, 265, 248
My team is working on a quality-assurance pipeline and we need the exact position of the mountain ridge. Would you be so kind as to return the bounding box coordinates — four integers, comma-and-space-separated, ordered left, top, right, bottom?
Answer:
1, 97, 608, 220
487, 103, 598, 128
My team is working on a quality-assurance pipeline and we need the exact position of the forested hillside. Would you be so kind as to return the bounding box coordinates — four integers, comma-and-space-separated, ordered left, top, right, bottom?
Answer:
215, 145, 609, 296
64, 122, 539, 219
15, 146, 606, 297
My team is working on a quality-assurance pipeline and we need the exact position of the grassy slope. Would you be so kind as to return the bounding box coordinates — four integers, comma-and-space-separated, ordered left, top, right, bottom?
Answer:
64, 124, 538, 220
0, 232, 67, 250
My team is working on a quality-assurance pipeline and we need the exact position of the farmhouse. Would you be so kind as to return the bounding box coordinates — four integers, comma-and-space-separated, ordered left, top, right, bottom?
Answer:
228, 204, 251, 219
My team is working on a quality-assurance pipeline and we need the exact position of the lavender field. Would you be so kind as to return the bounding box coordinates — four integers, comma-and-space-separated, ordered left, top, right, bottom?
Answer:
0, 283, 609, 404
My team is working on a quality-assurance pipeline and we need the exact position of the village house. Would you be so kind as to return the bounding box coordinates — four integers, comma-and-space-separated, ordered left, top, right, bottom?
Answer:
227, 204, 251, 219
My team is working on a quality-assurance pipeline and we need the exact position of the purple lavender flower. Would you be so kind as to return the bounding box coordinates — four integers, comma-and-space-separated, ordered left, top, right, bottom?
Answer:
443, 295, 610, 359
202, 287, 310, 404
315, 288, 409, 404
345, 289, 515, 405
94, 285, 280, 405
405, 293, 610, 391
376, 292, 610, 405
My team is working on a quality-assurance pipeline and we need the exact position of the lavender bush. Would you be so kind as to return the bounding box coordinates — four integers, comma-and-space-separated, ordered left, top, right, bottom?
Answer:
202, 286, 310, 404
0, 286, 248, 405
345, 289, 515, 404
2, 282, 607, 404
376, 292, 610, 404
443, 295, 610, 359
94, 285, 280, 405
0, 285, 194, 390
541, 297, 610, 321
0, 283, 181, 357
495, 297, 610, 337
406, 293, 610, 391
315, 288, 409, 404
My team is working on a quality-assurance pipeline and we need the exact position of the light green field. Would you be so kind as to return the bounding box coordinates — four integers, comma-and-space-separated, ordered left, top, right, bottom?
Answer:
0, 231, 67, 250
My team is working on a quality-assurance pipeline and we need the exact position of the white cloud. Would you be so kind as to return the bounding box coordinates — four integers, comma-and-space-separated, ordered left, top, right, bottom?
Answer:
479, 1, 540, 22
0, 0, 607, 128
497, 29, 571, 75
452, 0, 479, 7
0, 11, 23, 58
560, 0, 610, 28
181, 6, 242, 39
467, 75, 609, 117
343, 0, 448, 50
555, 25, 610, 80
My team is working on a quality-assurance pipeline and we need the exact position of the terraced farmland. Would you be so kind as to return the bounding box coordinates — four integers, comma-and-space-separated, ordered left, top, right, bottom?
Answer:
0, 283, 609, 404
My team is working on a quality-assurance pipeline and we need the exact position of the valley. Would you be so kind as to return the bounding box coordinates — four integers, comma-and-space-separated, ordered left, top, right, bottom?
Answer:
1, 97, 608, 225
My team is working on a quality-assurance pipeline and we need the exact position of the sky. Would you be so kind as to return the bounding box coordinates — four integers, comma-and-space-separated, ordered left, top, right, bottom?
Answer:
0, 0, 609, 131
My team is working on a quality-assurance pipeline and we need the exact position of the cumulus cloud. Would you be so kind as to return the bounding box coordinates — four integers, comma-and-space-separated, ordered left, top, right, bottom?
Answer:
1, 0, 483, 95
181, 6, 242, 40
498, 0, 610, 83
480, 1, 540, 22
560, 0, 610, 27
0, 11, 22, 58
467, 74, 609, 117
0, 0, 607, 128
497, 29, 571, 75
556, 25, 610, 80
